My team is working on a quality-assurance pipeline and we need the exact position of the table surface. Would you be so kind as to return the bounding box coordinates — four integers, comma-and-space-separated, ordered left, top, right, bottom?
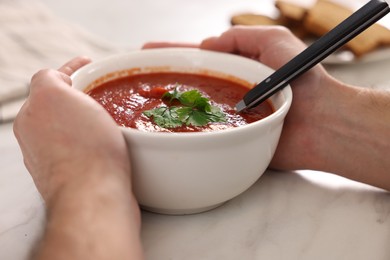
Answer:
1, 0, 390, 259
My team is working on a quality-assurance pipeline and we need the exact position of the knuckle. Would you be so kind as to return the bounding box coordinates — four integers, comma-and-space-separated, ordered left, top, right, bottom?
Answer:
12, 106, 25, 140
30, 69, 59, 91
31, 69, 53, 82
268, 25, 294, 37
30, 69, 68, 94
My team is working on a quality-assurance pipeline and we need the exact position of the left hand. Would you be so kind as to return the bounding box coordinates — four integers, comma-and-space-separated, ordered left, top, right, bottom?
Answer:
13, 57, 131, 204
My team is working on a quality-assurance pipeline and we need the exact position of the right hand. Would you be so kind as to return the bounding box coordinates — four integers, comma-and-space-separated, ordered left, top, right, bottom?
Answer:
144, 25, 343, 171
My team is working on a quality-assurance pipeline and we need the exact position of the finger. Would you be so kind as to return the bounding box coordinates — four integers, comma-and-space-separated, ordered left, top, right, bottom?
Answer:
142, 42, 200, 49
200, 36, 236, 53
58, 56, 91, 76
30, 69, 72, 94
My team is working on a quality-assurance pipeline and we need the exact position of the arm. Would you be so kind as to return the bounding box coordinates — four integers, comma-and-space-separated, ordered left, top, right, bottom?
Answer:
13, 57, 144, 259
292, 81, 390, 190
144, 25, 390, 190
32, 163, 143, 260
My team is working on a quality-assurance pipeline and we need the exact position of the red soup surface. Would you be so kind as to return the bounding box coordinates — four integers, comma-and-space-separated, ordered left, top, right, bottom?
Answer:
86, 72, 274, 133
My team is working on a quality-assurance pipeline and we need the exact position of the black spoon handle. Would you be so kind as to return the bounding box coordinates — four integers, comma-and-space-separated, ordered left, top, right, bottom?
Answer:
236, 0, 390, 112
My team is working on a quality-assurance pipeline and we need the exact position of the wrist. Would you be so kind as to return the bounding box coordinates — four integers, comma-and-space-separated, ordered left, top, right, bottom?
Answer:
309, 80, 390, 189
45, 158, 132, 208
35, 163, 143, 260
45, 161, 141, 231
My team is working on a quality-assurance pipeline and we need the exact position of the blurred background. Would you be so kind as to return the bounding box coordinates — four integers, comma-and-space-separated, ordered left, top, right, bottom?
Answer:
2, 1, 390, 260
2, 0, 389, 123
39, 0, 390, 49
39, 0, 276, 49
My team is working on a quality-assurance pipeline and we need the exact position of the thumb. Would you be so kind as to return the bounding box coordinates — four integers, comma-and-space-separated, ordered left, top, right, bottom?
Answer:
200, 26, 308, 70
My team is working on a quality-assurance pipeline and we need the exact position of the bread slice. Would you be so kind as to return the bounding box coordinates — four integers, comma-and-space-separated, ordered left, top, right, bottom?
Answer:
230, 13, 279, 26
274, 0, 311, 38
275, 0, 307, 22
230, 1, 311, 38
304, 0, 390, 56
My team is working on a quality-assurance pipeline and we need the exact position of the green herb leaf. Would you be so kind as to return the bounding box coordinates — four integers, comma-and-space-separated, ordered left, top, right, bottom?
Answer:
143, 107, 183, 128
186, 110, 210, 126
143, 88, 226, 128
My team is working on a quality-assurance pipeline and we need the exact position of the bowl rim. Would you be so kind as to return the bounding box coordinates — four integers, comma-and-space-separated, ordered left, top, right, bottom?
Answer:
72, 48, 293, 138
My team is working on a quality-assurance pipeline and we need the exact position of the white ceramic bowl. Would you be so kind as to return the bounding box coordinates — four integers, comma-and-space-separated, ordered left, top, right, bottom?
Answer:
71, 48, 292, 215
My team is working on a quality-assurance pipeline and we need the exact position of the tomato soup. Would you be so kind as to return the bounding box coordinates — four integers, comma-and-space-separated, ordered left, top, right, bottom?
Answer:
86, 72, 274, 133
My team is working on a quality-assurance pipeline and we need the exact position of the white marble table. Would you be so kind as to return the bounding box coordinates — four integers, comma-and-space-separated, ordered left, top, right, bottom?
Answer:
1, 0, 390, 259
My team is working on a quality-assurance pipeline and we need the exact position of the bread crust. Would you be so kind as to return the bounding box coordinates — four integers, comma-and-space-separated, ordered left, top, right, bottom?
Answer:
230, 0, 390, 57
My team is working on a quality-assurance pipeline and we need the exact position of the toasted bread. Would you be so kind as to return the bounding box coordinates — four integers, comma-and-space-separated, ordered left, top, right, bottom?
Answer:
275, 0, 307, 22
230, 12, 308, 38
230, 13, 279, 26
230, 0, 390, 57
304, 0, 390, 56
274, 0, 310, 38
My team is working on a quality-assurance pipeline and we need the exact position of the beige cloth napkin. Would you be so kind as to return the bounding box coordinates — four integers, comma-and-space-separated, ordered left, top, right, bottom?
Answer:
0, 0, 122, 123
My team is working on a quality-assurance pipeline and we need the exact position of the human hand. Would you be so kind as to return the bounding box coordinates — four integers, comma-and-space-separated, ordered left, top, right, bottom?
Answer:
13, 57, 131, 204
143, 26, 342, 171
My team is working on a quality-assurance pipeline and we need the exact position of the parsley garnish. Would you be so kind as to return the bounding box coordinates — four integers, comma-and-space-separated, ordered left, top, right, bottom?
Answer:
143, 88, 226, 128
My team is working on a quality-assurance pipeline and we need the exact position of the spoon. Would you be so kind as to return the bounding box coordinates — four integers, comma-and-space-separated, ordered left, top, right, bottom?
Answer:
236, 0, 390, 112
